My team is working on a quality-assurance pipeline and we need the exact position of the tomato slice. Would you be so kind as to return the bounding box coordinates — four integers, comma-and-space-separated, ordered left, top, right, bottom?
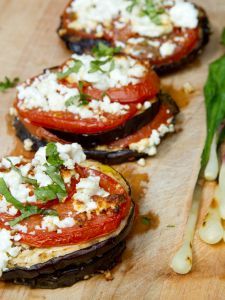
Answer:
0, 167, 131, 248
152, 28, 200, 66
109, 104, 172, 148
84, 70, 160, 104
16, 101, 138, 134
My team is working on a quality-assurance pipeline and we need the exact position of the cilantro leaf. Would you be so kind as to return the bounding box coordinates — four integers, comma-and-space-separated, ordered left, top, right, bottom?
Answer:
0, 77, 19, 92
46, 143, 64, 167
57, 60, 83, 80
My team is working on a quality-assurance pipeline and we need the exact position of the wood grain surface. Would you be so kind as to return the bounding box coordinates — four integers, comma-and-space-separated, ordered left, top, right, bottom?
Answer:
0, 1, 224, 299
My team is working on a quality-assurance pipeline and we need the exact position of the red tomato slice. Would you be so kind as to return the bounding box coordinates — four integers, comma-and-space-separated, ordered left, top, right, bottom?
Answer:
153, 28, 200, 66
84, 70, 160, 104
109, 104, 172, 148
0, 167, 131, 248
16, 101, 137, 134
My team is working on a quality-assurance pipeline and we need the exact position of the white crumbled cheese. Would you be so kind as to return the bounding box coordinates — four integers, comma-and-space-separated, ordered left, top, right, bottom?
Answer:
143, 101, 152, 110
12, 224, 28, 233
89, 96, 129, 115
17, 71, 79, 111
74, 176, 109, 213
0, 169, 36, 203
169, 1, 199, 29
137, 158, 146, 167
13, 234, 22, 242
68, 0, 173, 38
23, 139, 33, 151
183, 82, 195, 94
69, 53, 146, 90
0, 229, 21, 276
0, 197, 18, 216
17, 58, 133, 119
159, 42, 176, 57
40, 216, 75, 232
129, 120, 174, 156
0, 156, 22, 169
56, 143, 86, 169
127, 37, 146, 44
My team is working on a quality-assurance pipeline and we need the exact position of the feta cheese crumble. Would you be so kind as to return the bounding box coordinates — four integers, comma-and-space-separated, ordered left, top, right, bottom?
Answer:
0, 229, 21, 276
39, 216, 75, 232
74, 176, 109, 213
67, 0, 198, 38
160, 42, 176, 57
23, 138, 34, 151
129, 121, 175, 156
169, 1, 199, 29
17, 56, 136, 119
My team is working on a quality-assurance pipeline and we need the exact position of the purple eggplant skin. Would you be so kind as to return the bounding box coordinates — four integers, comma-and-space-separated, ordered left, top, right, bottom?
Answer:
10, 241, 125, 289
47, 100, 161, 148
2, 202, 134, 284
57, 6, 210, 75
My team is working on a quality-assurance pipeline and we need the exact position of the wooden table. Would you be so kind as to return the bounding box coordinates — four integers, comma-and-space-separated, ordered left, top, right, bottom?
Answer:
0, 1, 224, 299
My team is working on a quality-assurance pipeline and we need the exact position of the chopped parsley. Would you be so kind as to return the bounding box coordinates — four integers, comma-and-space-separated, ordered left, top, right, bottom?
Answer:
140, 0, 165, 25
0, 77, 19, 92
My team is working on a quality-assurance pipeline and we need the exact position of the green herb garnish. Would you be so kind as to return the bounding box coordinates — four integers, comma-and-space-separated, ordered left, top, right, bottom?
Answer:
141, 216, 151, 225
90, 43, 122, 74
46, 143, 64, 167
0, 178, 58, 226
57, 59, 83, 80
0, 77, 19, 92
140, 0, 165, 25
6, 159, 38, 187
34, 184, 66, 202
126, 0, 140, 12
92, 43, 122, 59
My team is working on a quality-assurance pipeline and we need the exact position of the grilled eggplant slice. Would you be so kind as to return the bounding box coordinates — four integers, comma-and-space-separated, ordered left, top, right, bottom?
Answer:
13, 92, 179, 164
58, 1, 210, 75
0, 152, 134, 288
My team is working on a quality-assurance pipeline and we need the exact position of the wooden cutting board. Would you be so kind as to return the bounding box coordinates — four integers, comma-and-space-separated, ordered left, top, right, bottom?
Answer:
0, 1, 224, 299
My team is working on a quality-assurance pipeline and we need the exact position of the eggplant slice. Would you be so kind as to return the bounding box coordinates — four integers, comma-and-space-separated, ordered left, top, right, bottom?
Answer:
14, 92, 179, 164
58, 5, 210, 75
1, 160, 135, 289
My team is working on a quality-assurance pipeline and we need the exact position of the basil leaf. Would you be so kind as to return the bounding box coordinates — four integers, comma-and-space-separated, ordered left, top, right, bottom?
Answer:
0, 77, 19, 92
0, 178, 24, 210
221, 28, 225, 46
89, 58, 111, 73
92, 43, 121, 58
34, 184, 67, 202
9, 207, 58, 226
57, 60, 83, 79
201, 55, 225, 168
6, 159, 38, 187
46, 143, 64, 167
44, 165, 66, 191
